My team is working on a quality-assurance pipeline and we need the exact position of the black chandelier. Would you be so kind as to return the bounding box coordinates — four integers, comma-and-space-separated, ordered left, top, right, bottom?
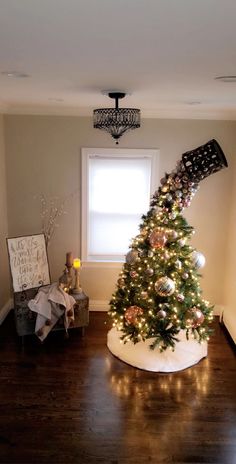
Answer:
93, 92, 141, 144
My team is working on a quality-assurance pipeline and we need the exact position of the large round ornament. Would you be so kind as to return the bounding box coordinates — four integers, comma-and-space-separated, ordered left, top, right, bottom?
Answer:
126, 250, 139, 265
155, 276, 175, 297
191, 251, 206, 269
185, 307, 205, 328
124, 306, 143, 325
149, 228, 167, 249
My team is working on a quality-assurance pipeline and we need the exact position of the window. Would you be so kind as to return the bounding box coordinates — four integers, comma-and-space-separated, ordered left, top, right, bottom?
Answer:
81, 148, 159, 263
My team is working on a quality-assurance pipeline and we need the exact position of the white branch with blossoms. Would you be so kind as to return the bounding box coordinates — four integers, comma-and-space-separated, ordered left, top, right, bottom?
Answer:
36, 191, 78, 248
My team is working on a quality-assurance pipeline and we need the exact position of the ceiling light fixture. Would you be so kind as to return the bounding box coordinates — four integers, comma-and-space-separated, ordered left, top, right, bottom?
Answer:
186, 101, 201, 105
48, 97, 64, 103
1, 71, 29, 78
93, 92, 141, 144
215, 76, 236, 83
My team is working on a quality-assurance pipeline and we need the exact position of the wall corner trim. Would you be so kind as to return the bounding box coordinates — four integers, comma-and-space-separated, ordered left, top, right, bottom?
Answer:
0, 298, 13, 325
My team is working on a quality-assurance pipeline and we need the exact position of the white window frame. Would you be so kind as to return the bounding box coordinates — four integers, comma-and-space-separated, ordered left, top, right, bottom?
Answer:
81, 148, 160, 266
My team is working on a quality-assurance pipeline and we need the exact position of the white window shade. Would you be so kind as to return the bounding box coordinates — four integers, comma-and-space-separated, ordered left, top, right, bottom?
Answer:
81, 149, 159, 263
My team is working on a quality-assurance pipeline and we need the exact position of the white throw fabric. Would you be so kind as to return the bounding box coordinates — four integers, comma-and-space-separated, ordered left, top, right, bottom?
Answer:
28, 283, 76, 341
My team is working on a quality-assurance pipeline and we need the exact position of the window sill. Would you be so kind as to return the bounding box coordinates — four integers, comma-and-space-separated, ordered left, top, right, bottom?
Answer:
81, 261, 124, 269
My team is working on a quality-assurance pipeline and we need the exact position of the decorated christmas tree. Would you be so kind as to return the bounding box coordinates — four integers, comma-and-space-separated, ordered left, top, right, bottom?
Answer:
108, 139, 228, 369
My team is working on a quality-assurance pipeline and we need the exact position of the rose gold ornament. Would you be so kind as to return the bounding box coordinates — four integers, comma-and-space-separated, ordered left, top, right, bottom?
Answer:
130, 270, 137, 278
185, 307, 205, 328
124, 306, 143, 325
149, 228, 167, 249
182, 272, 189, 280
156, 309, 167, 319
145, 268, 154, 277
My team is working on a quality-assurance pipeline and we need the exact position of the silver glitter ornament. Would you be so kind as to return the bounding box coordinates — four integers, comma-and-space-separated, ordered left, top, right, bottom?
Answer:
155, 276, 175, 296
191, 251, 206, 269
175, 190, 182, 198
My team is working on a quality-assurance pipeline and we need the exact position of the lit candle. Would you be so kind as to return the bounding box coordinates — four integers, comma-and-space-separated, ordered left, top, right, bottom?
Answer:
73, 258, 81, 269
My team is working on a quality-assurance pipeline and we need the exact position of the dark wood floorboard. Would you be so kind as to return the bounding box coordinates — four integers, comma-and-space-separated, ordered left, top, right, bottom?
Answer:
0, 312, 235, 464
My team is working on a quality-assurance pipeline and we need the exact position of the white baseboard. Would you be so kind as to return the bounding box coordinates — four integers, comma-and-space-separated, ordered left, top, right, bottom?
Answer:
0, 298, 13, 325
89, 300, 110, 311
213, 305, 224, 317
221, 306, 236, 344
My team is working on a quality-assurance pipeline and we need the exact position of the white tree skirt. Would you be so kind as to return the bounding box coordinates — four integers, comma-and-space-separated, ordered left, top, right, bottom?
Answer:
107, 328, 207, 372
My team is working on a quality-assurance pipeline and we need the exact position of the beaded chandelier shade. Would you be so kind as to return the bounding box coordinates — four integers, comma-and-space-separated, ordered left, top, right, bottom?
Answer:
93, 92, 141, 144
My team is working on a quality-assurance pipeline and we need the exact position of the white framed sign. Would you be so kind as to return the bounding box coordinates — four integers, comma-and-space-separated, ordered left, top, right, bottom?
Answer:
7, 234, 50, 292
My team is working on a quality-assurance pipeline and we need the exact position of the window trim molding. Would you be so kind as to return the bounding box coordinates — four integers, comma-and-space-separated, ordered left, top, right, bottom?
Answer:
81, 148, 160, 264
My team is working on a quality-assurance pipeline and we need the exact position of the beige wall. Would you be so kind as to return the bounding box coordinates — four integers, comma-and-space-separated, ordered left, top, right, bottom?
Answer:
4, 115, 235, 307
223, 154, 236, 341
0, 115, 10, 310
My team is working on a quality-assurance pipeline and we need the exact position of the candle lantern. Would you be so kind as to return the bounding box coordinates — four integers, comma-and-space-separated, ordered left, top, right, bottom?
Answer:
72, 258, 82, 294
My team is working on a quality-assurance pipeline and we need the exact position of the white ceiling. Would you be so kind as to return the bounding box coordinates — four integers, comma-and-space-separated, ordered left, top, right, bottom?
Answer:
0, 0, 236, 119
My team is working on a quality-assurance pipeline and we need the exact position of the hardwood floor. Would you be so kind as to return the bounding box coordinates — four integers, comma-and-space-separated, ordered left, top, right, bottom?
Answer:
0, 312, 235, 464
